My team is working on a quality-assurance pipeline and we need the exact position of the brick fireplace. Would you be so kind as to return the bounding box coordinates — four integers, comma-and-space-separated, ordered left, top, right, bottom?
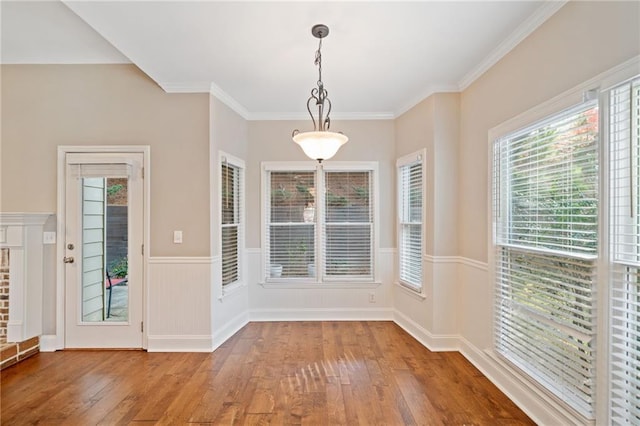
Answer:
0, 213, 51, 369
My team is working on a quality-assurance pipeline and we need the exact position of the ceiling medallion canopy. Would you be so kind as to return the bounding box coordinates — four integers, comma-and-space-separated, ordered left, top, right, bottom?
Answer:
292, 24, 348, 163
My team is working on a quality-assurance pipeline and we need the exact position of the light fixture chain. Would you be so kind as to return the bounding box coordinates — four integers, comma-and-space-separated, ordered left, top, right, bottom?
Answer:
315, 37, 323, 87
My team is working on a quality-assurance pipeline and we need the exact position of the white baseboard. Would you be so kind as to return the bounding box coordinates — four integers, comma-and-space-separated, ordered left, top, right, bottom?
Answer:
212, 312, 250, 351
39, 334, 59, 352
249, 307, 394, 322
393, 310, 459, 352
146, 335, 213, 352
458, 337, 581, 425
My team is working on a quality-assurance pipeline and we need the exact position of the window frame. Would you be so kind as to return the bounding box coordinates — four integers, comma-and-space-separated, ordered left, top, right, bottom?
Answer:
487, 57, 640, 425
396, 149, 426, 294
219, 151, 245, 294
608, 76, 640, 426
261, 161, 380, 287
492, 99, 600, 420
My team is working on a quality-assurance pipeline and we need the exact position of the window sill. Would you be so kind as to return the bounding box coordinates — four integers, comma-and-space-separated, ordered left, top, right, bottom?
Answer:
218, 281, 246, 301
259, 281, 382, 290
394, 281, 427, 300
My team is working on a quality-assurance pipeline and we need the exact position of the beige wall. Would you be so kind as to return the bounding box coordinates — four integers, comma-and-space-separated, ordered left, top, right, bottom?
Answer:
394, 92, 460, 336
210, 95, 248, 257
245, 119, 396, 249
434, 93, 460, 256
0, 64, 210, 257
395, 93, 460, 256
459, 0, 640, 262
396, 97, 435, 256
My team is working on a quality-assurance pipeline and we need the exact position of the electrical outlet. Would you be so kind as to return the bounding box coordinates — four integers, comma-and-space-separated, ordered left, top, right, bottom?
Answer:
173, 230, 183, 244
369, 293, 376, 303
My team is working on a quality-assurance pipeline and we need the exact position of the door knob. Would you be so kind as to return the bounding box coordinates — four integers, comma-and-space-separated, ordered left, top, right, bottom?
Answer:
63, 256, 75, 264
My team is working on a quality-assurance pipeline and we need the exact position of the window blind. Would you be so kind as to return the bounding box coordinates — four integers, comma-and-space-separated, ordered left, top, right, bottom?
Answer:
610, 78, 640, 425
221, 159, 243, 286
323, 171, 373, 280
493, 101, 599, 419
398, 156, 423, 290
266, 171, 316, 279
264, 165, 376, 283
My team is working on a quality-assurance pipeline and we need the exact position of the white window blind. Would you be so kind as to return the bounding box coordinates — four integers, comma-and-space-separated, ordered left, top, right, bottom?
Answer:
610, 77, 640, 425
221, 157, 243, 286
397, 153, 423, 290
493, 101, 599, 419
266, 171, 316, 279
263, 163, 376, 283
324, 171, 373, 280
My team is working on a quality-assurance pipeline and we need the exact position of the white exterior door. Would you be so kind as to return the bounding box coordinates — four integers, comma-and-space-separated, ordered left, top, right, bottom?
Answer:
64, 153, 144, 348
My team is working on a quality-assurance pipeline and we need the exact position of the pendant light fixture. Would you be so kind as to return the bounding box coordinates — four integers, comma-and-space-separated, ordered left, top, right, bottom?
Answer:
292, 24, 348, 163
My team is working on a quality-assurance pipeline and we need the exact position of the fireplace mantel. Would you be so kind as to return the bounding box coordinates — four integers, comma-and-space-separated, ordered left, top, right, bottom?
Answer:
0, 213, 53, 343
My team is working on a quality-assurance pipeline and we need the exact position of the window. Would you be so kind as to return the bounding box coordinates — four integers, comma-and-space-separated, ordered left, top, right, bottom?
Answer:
263, 162, 376, 283
266, 169, 316, 279
324, 171, 374, 279
492, 101, 599, 418
397, 151, 424, 291
610, 77, 640, 425
220, 153, 244, 287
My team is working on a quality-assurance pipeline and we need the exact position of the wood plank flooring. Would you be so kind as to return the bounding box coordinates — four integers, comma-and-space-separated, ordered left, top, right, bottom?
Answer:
0, 321, 534, 425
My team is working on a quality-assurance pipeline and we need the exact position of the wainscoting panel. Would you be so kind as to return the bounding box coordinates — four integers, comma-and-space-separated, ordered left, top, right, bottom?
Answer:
211, 255, 250, 350
247, 248, 395, 321
457, 258, 492, 351
147, 257, 212, 352
393, 309, 459, 352
392, 254, 459, 350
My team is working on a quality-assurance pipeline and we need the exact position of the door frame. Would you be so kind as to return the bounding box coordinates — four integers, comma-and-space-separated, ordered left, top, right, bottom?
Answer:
55, 146, 150, 350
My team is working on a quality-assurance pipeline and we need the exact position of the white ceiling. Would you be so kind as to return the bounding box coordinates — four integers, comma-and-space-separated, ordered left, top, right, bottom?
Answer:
1, 1, 564, 119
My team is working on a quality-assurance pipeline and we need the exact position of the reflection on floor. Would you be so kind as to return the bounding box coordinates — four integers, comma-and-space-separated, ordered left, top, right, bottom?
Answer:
106, 284, 128, 321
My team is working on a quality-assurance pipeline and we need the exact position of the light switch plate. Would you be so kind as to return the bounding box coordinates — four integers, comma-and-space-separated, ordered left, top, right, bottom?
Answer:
43, 231, 57, 244
173, 230, 183, 244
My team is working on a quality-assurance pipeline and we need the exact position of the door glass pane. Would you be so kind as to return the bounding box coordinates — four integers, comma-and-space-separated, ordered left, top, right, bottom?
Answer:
81, 177, 129, 322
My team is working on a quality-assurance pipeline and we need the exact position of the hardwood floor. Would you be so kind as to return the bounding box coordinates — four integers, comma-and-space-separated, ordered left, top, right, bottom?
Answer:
1, 321, 534, 425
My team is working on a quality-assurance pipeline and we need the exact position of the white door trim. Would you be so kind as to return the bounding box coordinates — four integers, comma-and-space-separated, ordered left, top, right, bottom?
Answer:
56, 145, 151, 350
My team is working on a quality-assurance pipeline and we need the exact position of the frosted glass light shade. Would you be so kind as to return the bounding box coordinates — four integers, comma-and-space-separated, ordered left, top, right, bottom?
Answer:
293, 131, 348, 161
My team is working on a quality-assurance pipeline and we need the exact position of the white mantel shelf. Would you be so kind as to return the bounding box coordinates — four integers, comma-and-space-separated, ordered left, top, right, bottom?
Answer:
0, 213, 53, 226
0, 213, 53, 343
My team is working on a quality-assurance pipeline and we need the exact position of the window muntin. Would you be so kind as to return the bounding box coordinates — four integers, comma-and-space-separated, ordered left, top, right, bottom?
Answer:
610, 78, 640, 425
397, 152, 424, 291
221, 155, 244, 287
493, 101, 599, 419
263, 163, 376, 283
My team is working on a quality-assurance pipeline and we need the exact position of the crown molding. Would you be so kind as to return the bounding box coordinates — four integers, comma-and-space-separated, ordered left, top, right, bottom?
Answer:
209, 82, 250, 120
394, 84, 460, 119
457, 0, 567, 91
158, 81, 211, 93
159, 80, 251, 119
246, 111, 395, 121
